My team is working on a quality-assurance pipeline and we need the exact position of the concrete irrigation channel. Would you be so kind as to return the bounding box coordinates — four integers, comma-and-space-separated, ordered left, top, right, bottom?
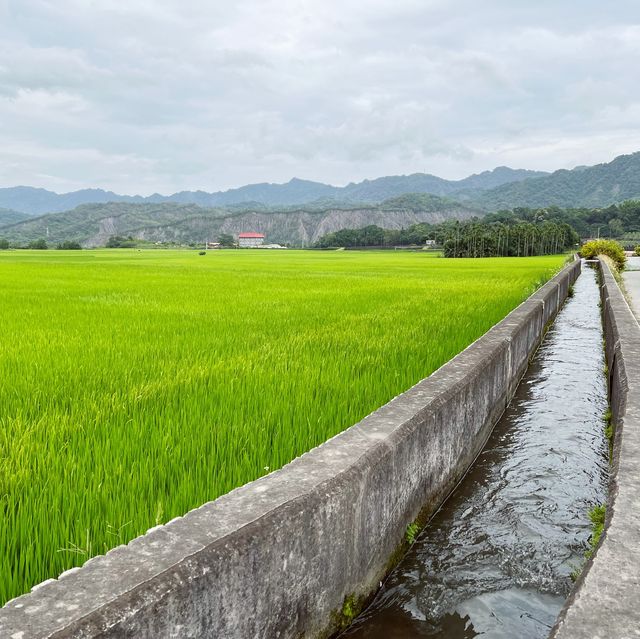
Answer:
3, 256, 638, 638
342, 263, 608, 638
550, 256, 640, 639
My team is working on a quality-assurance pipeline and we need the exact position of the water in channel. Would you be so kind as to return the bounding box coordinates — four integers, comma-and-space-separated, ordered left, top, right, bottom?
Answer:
343, 265, 609, 639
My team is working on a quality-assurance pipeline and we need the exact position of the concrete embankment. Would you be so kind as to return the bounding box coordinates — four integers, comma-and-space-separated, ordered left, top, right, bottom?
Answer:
550, 258, 640, 639
0, 260, 580, 639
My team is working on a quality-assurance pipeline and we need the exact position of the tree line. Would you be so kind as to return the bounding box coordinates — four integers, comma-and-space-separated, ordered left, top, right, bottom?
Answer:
315, 218, 579, 257
0, 238, 81, 250
440, 220, 578, 257
484, 201, 640, 242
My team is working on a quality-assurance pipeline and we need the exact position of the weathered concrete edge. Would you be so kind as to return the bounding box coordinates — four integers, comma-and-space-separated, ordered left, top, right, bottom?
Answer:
550, 258, 640, 639
0, 259, 581, 639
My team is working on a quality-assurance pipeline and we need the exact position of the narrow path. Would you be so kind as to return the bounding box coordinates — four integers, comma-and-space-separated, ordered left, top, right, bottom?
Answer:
623, 255, 640, 320
342, 265, 608, 639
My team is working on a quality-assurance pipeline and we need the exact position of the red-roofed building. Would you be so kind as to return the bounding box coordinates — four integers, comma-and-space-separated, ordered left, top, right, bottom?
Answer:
238, 232, 265, 248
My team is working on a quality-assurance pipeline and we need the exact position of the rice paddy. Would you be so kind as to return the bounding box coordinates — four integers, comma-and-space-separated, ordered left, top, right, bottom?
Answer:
0, 249, 565, 604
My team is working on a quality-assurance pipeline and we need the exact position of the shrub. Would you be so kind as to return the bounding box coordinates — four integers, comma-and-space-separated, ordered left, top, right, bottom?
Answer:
56, 241, 82, 250
579, 239, 626, 271
27, 239, 48, 250
106, 235, 136, 248
635, 245, 640, 257
218, 233, 235, 248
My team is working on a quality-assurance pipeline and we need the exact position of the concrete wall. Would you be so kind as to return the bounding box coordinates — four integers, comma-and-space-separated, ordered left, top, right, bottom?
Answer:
0, 260, 581, 639
550, 259, 640, 639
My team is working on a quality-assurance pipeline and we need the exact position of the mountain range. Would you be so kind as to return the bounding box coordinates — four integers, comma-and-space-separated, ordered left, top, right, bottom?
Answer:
0, 166, 547, 216
1, 151, 640, 246
474, 152, 640, 210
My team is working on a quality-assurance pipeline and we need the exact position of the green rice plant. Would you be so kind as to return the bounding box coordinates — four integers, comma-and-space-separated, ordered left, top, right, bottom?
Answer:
0, 249, 565, 604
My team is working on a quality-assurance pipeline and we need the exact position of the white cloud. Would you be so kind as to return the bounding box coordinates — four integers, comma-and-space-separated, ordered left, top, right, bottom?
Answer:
0, 0, 639, 193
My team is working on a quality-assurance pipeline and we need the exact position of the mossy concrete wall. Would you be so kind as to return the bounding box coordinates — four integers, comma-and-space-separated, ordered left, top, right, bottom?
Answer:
550, 258, 640, 639
0, 260, 580, 639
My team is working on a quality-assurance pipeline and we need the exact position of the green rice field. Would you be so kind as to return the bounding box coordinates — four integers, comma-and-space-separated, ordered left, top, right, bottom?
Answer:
0, 249, 565, 604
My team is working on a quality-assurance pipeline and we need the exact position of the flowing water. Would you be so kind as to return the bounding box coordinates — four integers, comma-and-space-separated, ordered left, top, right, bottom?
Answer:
344, 265, 609, 639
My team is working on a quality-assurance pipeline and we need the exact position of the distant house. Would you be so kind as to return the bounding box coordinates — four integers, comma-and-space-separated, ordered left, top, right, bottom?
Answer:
424, 239, 437, 248
238, 232, 265, 248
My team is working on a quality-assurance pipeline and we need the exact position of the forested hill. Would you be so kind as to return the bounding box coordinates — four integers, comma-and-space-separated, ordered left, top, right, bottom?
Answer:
477, 152, 640, 210
0, 196, 481, 247
0, 208, 30, 226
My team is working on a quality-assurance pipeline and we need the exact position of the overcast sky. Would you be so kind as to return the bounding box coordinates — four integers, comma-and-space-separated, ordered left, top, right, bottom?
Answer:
0, 1, 639, 195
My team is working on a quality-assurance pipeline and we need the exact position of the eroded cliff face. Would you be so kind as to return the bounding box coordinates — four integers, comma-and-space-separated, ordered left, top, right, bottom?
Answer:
117, 206, 477, 247
95, 216, 118, 245
1, 201, 479, 247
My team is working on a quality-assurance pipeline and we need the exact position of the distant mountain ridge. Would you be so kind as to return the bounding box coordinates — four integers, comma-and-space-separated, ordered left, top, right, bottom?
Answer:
4, 151, 640, 217
477, 152, 640, 209
0, 166, 547, 215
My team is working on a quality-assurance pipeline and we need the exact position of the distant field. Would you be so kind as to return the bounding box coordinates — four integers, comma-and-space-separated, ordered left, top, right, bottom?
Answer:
0, 249, 565, 603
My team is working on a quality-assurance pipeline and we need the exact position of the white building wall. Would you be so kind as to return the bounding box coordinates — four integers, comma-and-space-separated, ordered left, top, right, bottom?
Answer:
238, 237, 264, 247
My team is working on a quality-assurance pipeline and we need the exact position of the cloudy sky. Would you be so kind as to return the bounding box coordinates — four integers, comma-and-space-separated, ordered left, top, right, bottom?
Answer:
1, 0, 639, 194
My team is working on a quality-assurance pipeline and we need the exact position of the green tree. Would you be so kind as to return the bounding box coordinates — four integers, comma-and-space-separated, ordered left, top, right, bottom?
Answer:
218, 234, 235, 247
608, 218, 625, 238
56, 241, 82, 250
28, 239, 48, 250
359, 225, 385, 246
0, 238, 9, 250
106, 235, 136, 248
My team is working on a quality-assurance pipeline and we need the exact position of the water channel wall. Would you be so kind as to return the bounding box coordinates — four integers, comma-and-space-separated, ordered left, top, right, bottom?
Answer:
550, 258, 640, 639
0, 259, 581, 639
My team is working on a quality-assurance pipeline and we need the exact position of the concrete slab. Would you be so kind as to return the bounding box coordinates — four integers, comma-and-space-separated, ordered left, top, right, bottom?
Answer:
623, 256, 640, 320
